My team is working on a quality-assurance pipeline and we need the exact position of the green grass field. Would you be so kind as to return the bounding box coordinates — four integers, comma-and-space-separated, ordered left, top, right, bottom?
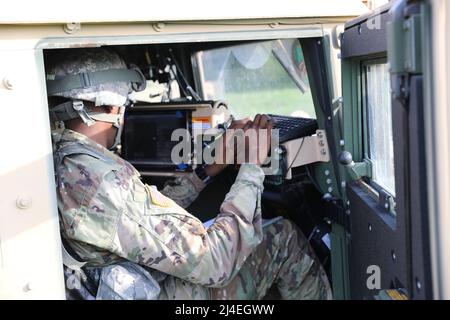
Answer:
225, 88, 316, 120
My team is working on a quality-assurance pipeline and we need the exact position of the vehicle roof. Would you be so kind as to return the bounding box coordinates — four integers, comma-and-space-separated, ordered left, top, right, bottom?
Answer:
1, 0, 368, 24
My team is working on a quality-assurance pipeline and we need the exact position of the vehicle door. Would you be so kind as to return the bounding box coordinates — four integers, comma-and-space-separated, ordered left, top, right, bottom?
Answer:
339, 0, 430, 299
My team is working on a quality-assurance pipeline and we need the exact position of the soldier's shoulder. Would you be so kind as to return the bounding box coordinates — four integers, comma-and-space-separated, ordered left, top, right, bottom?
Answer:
56, 151, 123, 190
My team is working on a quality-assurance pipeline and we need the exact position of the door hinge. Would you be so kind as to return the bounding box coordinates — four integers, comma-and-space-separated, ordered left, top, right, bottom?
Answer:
388, 11, 422, 74
388, 3, 422, 101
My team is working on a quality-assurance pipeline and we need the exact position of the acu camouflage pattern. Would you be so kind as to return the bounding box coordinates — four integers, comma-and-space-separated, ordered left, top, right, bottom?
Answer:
53, 129, 332, 300
46, 48, 131, 107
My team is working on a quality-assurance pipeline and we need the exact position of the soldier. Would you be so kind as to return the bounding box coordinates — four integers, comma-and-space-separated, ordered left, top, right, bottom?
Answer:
47, 48, 332, 300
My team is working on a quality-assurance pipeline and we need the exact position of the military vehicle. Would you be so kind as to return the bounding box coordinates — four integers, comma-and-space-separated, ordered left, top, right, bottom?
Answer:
1, 0, 448, 300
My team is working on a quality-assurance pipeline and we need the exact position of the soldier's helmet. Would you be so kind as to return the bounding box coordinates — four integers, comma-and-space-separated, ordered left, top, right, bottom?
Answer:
45, 47, 146, 148
46, 48, 146, 148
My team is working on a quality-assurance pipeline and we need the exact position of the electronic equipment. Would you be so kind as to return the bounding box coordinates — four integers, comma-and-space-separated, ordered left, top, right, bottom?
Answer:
122, 101, 230, 172
268, 114, 318, 143
263, 115, 326, 186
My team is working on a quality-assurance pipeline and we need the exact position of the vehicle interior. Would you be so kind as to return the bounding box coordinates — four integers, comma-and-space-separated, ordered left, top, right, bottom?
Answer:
44, 36, 344, 298
1, 0, 439, 300
41, 1, 434, 299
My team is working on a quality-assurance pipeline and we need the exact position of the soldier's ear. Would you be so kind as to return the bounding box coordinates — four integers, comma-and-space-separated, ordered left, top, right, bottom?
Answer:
105, 106, 120, 114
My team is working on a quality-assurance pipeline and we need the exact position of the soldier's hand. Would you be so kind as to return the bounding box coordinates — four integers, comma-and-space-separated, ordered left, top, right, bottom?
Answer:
246, 114, 273, 166
205, 118, 251, 177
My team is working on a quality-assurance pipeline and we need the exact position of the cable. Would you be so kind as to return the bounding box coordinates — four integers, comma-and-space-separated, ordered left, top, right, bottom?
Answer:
308, 225, 319, 242
286, 137, 305, 173
169, 63, 189, 98
168, 49, 201, 101
305, 164, 323, 193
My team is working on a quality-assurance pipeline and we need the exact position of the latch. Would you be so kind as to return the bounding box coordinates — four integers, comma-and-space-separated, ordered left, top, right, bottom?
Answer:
338, 151, 372, 181
378, 188, 397, 215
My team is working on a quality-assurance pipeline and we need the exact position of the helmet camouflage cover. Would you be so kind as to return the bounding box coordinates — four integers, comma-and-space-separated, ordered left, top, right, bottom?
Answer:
46, 48, 132, 107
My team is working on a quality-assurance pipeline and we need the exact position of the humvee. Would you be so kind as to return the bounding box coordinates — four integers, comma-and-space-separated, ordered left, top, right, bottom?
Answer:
0, 0, 448, 300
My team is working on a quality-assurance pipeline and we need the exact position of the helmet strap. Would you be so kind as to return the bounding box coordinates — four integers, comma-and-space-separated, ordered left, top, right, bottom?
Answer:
50, 100, 95, 126
51, 100, 125, 150
107, 106, 125, 150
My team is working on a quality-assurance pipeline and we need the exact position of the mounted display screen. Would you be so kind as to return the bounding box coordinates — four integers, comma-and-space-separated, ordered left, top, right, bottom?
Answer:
122, 109, 191, 170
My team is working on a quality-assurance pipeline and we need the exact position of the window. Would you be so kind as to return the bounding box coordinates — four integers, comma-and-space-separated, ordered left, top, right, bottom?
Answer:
364, 62, 396, 196
192, 39, 315, 119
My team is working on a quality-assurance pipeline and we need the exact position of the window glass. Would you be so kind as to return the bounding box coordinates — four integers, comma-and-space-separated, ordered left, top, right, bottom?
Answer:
192, 39, 315, 119
365, 63, 396, 196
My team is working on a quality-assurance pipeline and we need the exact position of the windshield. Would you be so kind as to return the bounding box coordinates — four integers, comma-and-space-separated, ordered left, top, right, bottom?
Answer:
192, 39, 316, 119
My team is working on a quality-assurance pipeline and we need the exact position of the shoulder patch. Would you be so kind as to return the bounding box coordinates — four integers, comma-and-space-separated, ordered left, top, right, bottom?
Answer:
147, 185, 173, 207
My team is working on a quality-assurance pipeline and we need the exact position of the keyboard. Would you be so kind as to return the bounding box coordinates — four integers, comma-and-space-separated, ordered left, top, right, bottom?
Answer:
268, 114, 318, 143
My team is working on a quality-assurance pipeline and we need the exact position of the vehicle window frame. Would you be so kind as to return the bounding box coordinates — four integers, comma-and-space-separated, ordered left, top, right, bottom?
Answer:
190, 39, 316, 120
360, 57, 397, 215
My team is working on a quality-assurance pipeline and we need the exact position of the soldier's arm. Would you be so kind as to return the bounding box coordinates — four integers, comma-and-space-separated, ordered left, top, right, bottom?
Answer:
160, 162, 227, 208
159, 172, 206, 209
111, 163, 265, 287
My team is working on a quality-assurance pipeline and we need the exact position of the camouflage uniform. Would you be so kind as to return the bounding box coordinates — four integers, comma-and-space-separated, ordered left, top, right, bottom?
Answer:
53, 128, 331, 300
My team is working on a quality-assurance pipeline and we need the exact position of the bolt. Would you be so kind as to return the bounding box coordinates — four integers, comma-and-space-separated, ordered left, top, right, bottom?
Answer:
2, 77, 13, 90
23, 282, 33, 292
345, 209, 351, 215
326, 178, 332, 184
384, 203, 389, 209
321, 149, 327, 155
346, 200, 350, 206
317, 40, 321, 45
324, 170, 330, 176
405, 60, 411, 70
322, 193, 333, 201
368, 223, 372, 232
416, 278, 422, 291
16, 196, 32, 210
392, 250, 397, 261
319, 140, 325, 147
63, 22, 81, 34
404, 19, 411, 30
327, 116, 332, 121
340, 139, 345, 147
274, 147, 283, 154
317, 131, 323, 139
153, 22, 166, 32
328, 187, 333, 193
341, 181, 346, 188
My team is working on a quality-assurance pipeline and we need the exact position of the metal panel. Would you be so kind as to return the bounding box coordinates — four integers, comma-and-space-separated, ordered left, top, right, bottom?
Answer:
344, 2, 391, 29
0, 23, 324, 50
0, 0, 368, 24
341, 11, 389, 59
423, 0, 450, 300
348, 183, 408, 299
342, 1, 412, 299
0, 48, 65, 299
408, 76, 431, 299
